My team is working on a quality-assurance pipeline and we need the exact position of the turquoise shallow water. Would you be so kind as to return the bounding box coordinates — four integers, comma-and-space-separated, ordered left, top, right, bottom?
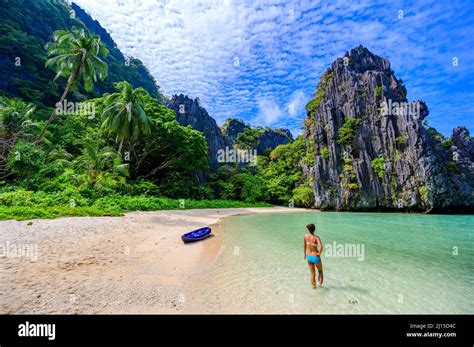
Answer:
203, 211, 474, 313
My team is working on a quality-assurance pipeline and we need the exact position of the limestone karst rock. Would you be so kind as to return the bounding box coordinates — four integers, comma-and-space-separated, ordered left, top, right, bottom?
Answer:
302, 45, 473, 211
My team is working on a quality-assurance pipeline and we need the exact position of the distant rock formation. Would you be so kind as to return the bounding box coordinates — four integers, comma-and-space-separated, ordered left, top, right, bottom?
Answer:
221, 118, 293, 155
302, 45, 474, 212
221, 118, 250, 144
167, 96, 294, 176
451, 127, 474, 175
256, 128, 293, 155
166, 94, 231, 175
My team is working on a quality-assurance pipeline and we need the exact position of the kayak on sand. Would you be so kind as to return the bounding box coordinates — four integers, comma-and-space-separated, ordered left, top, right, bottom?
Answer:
181, 227, 212, 243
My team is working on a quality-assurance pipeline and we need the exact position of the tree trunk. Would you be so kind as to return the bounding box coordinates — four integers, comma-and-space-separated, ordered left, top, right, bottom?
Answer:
118, 138, 124, 154
34, 67, 79, 144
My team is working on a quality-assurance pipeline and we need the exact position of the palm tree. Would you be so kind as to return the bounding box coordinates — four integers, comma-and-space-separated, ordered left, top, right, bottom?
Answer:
0, 98, 36, 135
74, 137, 128, 190
75, 138, 126, 174
35, 27, 108, 143
101, 81, 152, 154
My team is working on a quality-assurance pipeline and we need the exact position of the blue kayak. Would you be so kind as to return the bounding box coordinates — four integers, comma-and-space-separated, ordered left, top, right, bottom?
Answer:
181, 227, 212, 243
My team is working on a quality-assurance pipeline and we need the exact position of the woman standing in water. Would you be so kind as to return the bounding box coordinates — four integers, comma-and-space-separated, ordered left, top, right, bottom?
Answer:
304, 223, 324, 288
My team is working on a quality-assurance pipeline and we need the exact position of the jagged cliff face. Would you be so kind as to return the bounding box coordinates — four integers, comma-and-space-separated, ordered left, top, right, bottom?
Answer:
221, 118, 293, 155
303, 45, 474, 211
166, 94, 231, 173
221, 118, 250, 144
256, 128, 293, 155
166, 99, 294, 175
449, 127, 474, 201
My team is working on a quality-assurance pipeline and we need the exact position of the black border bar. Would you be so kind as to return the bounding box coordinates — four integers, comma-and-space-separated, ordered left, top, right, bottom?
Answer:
1, 314, 472, 345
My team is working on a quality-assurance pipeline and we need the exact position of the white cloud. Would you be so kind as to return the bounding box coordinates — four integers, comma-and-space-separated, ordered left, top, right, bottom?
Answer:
254, 97, 284, 126
72, 0, 474, 135
287, 90, 307, 117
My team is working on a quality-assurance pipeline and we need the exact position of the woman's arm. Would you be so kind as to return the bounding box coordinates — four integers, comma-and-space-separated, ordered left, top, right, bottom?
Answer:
316, 236, 323, 256
303, 236, 307, 259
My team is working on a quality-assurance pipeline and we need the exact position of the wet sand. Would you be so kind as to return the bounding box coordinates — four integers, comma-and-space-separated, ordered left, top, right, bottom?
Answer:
0, 207, 304, 314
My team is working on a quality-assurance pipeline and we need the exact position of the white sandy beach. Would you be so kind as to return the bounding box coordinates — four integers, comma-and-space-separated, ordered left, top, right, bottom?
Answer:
0, 207, 304, 314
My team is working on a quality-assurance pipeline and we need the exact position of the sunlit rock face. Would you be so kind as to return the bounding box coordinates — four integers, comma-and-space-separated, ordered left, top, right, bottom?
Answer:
302, 45, 474, 212
167, 96, 293, 175
166, 94, 231, 177
222, 118, 293, 155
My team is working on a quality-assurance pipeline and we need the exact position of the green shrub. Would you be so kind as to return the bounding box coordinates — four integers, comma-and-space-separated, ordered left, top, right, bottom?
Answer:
305, 71, 334, 114
419, 185, 429, 202
92, 195, 153, 210
0, 206, 122, 221
390, 176, 397, 201
321, 147, 330, 159
292, 185, 314, 207
158, 172, 214, 199
395, 135, 407, 147
235, 128, 260, 150
129, 179, 160, 196
371, 157, 385, 178
343, 164, 353, 172
427, 126, 446, 142
346, 183, 359, 190
301, 140, 316, 165
0, 188, 90, 207
0, 189, 272, 221
375, 85, 383, 97
7, 141, 46, 185
239, 173, 269, 202
337, 118, 361, 146
216, 182, 237, 201
442, 139, 453, 150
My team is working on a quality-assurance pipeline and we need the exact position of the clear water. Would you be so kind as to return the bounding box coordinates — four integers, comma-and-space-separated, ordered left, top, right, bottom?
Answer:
201, 212, 474, 314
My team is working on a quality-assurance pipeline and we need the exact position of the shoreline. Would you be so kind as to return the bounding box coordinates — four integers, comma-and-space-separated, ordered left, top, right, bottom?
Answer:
0, 206, 308, 314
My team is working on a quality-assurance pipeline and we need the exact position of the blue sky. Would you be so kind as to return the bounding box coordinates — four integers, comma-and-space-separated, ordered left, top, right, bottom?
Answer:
73, 0, 473, 137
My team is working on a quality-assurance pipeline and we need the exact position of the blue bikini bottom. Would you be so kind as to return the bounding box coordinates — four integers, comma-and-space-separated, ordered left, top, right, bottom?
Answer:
306, 255, 320, 264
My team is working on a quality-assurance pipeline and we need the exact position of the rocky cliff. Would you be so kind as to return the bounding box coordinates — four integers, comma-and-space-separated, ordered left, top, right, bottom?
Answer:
166, 94, 231, 174
221, 118, 293, 155
167, 97, 294, 174
256, 128, 293, 155
302, 45, 474, 212
221, 118, 250, 144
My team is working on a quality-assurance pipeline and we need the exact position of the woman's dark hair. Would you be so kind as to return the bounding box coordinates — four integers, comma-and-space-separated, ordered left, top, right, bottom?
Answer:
306, 223, 316, 235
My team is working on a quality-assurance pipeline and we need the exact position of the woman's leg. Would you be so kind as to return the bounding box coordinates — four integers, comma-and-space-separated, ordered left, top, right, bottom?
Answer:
316, 258, 324, 286
307, 261, 316, 288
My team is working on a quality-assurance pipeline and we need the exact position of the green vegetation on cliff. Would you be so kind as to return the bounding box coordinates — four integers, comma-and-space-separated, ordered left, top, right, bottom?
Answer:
371, 157, 385, 179
0, 0, 161, 107
305, 70, 334, 116
337, 117, 362, 146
